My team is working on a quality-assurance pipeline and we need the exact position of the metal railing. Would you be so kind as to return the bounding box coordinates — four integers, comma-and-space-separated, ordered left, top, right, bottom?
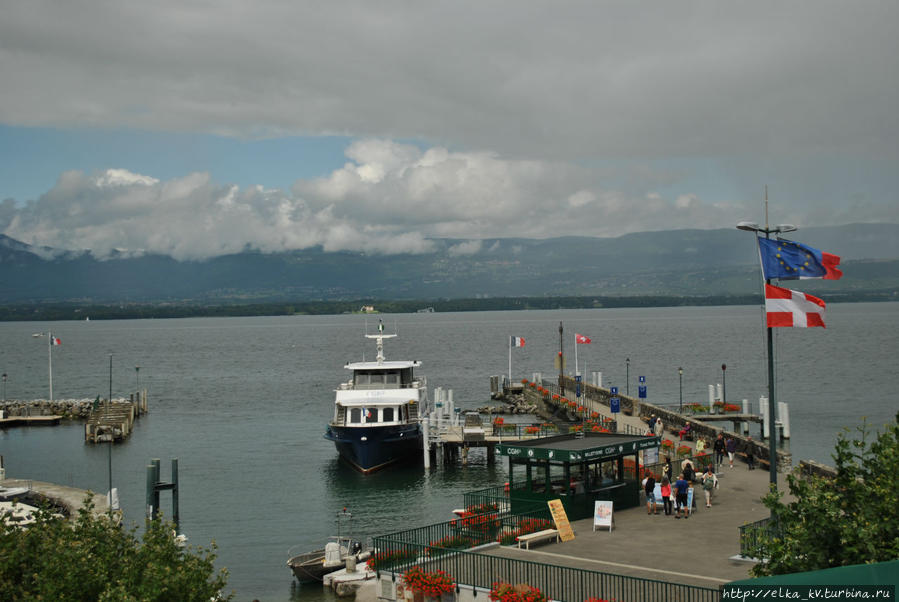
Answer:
373, 537, 720, 602
739, 516, 777, 558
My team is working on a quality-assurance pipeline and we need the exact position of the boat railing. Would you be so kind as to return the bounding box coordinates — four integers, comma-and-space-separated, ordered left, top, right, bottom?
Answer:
337, 381, 427, 391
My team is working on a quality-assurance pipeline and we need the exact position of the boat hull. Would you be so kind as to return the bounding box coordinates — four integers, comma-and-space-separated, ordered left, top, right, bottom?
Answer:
324, 423, 422, 473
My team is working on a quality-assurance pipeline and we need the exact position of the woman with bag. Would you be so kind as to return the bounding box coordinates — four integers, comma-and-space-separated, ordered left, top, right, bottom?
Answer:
701, 465, 718, 508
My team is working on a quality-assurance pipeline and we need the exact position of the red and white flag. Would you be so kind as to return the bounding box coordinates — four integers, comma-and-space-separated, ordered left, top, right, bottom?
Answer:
51, 336, 62, 346
510, 336, 525, 347
575, 333, 592, 344
765, 284, 826, 328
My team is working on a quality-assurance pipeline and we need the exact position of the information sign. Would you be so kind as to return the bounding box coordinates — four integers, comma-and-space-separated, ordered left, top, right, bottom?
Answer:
610, 397, 620, 413
610, 386, 618, 395
639, 375, 646, 383
638, 385, 647, 399
547, 499, 576, 541
593, 500, 613, 532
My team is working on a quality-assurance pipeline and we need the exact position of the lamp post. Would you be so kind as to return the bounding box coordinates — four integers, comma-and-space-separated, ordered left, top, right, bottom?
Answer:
135, 366, 140, 390
2, 373, 6, 402
678, 367, 683, 413
108, 354, 113, 516
625, 358, 630, 396
721, 363, 727, 404
736, 215, 798, 489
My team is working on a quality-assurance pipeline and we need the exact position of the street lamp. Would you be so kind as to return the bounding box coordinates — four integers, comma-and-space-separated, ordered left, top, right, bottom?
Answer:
678, 367, 683, 413
2, 373, 6, 402
625, 358, 630, 396
721, 363, 727, 404
135, 366, 140, 390
736, 215, 797, 489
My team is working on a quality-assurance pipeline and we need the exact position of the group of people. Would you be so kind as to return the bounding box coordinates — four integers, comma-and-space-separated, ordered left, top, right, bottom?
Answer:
712, 432, 755, 469
642, 463, 718, 518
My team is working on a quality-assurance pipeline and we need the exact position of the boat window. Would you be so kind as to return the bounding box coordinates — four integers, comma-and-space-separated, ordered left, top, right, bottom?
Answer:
365, 408, 378, 423
369, 373, 384, 384
400, 368, 413, 385
349, 408, 362, 424
385, 372, 398, 385
383, 407, 395, 422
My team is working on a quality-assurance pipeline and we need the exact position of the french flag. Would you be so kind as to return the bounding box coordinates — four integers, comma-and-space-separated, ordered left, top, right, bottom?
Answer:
51, 336, 62, 346
765, 284, 826, 328
510, 336, 525, 347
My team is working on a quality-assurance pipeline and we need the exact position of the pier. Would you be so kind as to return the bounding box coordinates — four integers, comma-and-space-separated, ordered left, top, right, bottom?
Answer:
84, 391, 149, 443
0, 391, 149, 443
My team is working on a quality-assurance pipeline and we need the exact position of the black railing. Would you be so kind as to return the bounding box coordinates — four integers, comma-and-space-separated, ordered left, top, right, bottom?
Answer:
739, 516, 777, 558
373, 539, 720, 602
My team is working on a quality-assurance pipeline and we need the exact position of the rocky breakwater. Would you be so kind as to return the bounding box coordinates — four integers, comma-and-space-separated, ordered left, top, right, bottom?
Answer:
1, 399, 99, 419
476, 391, 539, 415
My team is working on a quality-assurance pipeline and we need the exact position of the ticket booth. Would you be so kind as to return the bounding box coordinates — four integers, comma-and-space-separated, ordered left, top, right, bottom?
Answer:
497, 432, 661, 521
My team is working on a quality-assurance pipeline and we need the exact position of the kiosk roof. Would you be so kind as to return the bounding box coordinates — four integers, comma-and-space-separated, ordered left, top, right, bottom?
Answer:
496, 432, 660, 462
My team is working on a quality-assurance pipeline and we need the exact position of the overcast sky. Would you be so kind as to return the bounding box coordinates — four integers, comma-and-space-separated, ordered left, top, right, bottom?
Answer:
1, 1, 896, 260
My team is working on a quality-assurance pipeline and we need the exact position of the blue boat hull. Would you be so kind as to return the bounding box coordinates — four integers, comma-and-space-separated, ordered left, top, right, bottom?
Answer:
324, 423, 422, 473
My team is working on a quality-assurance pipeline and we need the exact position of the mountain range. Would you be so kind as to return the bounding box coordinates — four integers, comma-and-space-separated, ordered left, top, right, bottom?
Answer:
2, 223, 898, 305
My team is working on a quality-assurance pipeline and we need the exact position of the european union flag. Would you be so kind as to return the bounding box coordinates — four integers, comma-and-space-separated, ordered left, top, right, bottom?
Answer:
758, 238, 842, 280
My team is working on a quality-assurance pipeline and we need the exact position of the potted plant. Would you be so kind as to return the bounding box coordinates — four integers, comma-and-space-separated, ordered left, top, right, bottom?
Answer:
403, 566, 456, 602
489, 582, 548, 602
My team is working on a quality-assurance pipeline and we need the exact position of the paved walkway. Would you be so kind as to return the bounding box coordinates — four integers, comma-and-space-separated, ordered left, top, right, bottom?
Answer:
484, 463, 793, 588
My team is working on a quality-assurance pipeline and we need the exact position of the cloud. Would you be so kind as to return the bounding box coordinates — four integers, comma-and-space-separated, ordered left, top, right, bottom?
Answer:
2, 141, 778, 260
0, 2, 895, 162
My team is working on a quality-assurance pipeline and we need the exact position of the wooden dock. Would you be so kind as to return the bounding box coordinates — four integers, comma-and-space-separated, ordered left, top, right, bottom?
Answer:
84, 392, 149, 443
0, 415, 62, 428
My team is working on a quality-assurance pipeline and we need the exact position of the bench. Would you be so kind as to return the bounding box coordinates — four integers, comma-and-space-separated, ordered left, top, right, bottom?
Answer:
736, 451, 769, 470
516, 529, 560, 550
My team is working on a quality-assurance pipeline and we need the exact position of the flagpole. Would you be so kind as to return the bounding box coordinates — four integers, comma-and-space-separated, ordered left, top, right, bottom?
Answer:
574, 334, 579, 386
737, 192, 798, 489
508, 337, 512, 388
48, 331, 53, 402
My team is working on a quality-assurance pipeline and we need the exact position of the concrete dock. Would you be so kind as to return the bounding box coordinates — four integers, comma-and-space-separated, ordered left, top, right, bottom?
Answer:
0, 478, 110, 517
483, 461, 792, 588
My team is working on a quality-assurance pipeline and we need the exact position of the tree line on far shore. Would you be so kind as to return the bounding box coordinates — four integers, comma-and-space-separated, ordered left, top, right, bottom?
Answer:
1, 290, 896, 322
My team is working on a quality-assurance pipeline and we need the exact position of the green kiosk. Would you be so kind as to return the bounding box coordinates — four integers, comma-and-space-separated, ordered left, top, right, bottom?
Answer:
497, 432, 661, 521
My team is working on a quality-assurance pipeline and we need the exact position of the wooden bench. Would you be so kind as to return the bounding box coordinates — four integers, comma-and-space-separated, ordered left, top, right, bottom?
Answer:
516, 529, 560, 550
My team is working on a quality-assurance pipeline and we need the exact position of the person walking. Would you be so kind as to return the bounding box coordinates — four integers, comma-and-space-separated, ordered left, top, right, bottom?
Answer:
642, 474, 657, 515
664, 457, 673, 482
713, 434, 726, 470
701, 465, 718, 508
660, 476, 673, 516
746, 436, 756, 469
726, 436, 736, 469
653, 417, 664, 437
674, 473, 689, 519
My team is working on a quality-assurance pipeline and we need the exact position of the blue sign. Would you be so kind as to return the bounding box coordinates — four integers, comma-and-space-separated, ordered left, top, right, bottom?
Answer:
639, 375, 646, 384
610, 386, 618, 395
610, 397, 620, 413
638, 385, 647, 399
575, 374, 581, 398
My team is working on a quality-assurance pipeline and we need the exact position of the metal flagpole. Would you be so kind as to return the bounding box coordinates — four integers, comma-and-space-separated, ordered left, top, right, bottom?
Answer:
48, 331, 53, 402
736, 188, 798, 489
508, 337, 512, 387
574, 333, 579, 385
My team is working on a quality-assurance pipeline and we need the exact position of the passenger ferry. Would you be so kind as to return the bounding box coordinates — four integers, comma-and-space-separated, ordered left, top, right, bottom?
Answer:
323, 324, 429, 473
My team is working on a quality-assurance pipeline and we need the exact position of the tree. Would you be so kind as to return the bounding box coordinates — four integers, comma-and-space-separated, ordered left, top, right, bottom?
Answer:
748, 412, 899, 576
0, 497, 232, 601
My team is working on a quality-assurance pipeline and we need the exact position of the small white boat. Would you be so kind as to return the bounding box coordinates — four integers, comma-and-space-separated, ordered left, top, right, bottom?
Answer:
287, 509, 369, 583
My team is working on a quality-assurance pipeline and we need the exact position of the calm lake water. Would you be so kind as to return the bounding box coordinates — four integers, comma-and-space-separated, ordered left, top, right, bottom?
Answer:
1, 304, 897, 601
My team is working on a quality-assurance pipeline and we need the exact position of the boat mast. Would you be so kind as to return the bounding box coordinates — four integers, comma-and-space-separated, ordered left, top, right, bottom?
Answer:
365, 320, 396, 365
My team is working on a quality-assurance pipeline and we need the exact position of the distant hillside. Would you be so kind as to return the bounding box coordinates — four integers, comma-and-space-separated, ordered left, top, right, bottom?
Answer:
2, 223, 898, 304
